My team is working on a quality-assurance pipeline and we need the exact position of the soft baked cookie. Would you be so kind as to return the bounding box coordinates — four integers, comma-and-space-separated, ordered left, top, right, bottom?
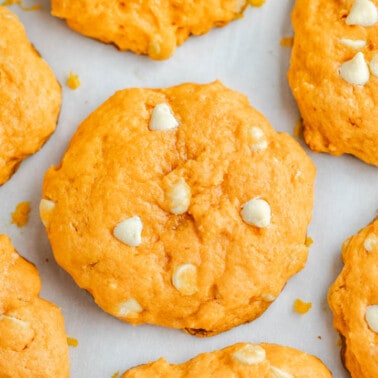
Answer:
0, 234, 69, 378
51, 0, 249, 60
288, 0, 378, 166
328, 218, 378, 377
40, 81, 316, 336
122, 342, 332, 377
0, 6, 61, 185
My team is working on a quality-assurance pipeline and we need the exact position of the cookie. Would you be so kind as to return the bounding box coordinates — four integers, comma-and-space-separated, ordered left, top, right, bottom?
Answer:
0, 6, 61, 185
40, 81, 316, 336
328, 217, 378, 377
287, 0, 378, 166
51, 0, 249, 60
121, 342, 331, 377
0, 234, 69, 378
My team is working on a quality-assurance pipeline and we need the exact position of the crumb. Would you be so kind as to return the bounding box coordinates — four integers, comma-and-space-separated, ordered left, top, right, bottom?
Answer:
280, 37, 294, 47
293, 119, 303, 139
66, 71, 80, 90
45, 258, 49, 263
11, 201, 31, 227
317, 335, 322, 340
111, 372, 120, 378
1, 0, 42, 11
67, 337, 79, 347
293, 298, 312, 314
249, 0, 266, 7
305, 236, 314, 247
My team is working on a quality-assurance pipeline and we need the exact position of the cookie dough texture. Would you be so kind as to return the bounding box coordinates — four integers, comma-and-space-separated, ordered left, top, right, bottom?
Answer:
0, 6, 61, 185
41, 81, 316, 336
0, 235, 69, 378
328, 218, 378, 377
122, 342, 331, 377
288, 0, 378, 166
51, 0, 249, 60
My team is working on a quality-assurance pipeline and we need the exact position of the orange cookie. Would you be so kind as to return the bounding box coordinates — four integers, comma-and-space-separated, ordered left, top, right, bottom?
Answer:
0, 6, 61, 185
122, 342, 331, 377
0, 235, 69, 378
51, 0, 249, 60
40, 81, 316, 336
328, 218, 378, 377
288, 0, 378, 166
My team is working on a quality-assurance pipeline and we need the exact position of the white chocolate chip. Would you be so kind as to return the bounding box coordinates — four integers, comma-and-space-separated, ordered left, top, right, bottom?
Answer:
118, 298, 142, 317
113, 216, 143, 247
370, 53, 378, 77
346, 0, 378, 26
39, 199, 55, 227
271, 366, 294, 378
232, 344, 266, 365
172, 264, 198, 296
166, 179, 191, 215
241, 198, 271, 228
248, 126, 268, 152
364, 233, 378, 252
339, 52, 370, 85
339, 38, 366, 49
366, 305, 378, 332
149, 103, 179, 131
261, 293, 276, 302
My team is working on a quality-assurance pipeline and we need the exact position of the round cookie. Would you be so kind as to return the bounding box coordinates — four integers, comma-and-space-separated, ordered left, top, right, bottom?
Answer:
328, 218, 378, 377
40, 81, 316, 336
51, 0, 249, 60
0, 6, 61, 186
122, 342, 332, 377
287, 0, 378, 166
0, 234, 69, 378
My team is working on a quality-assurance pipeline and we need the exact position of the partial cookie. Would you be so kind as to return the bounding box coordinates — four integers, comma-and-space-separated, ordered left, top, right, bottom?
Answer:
122, 342, 331, 377
51, 0, 249, 60
288, 0, 378, 166
41, 81, 316, 336
328, 218, 378, 377
0, 6, 61, 185
0, 235, 69, 377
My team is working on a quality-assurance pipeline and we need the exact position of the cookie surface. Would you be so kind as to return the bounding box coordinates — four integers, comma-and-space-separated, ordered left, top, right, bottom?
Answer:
41, 81, 315, 336
328, 218, 378, 377
0, 235, 69, 378
122, 342, 331, 377
51, 0, 249, 60
288, 0, 378, 166
0, 6, 61, 185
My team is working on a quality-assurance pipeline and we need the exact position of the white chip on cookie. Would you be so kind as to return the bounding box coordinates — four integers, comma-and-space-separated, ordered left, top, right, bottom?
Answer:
232, 344, 266, 365
248, 126, 268, 152
270, 366, 294, 378
366, 305, 378, 332
149, 103, 179, 131
172, 264, 198, 296
339, 38, 366, 49
118, 298, 143, 317
370, 53, 378, 77
241, 198, 271, 228
113, 216, 143, 247
166, 178, 191, 214
39, 199, 56, 227
364, 233, 378, 252
345, 0, 378, 26
339, 52, 370, 85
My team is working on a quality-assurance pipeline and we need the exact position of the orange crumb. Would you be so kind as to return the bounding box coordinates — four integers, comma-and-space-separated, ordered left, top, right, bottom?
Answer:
249, 0, 266, 7
305, 236, 314, 247
294, 119, 303, 139
67, 337, 79, 347
294, 299, 312, 314
1, 0, 42, 10
66, 71, 81, 90
280, 37, 294, 47
11, 201, 31, 227
111, 372, 120, 378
